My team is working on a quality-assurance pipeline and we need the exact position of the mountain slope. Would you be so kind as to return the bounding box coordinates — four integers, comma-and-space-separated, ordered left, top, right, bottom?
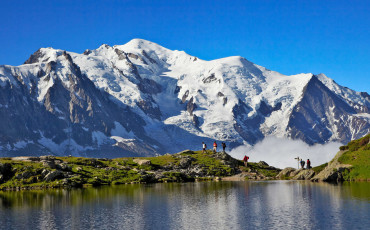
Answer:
0, 39, 369, 157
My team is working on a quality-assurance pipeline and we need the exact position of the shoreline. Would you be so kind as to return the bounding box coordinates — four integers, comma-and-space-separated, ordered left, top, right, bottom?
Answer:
0, 150, 283, 191
1, 132, 369, 192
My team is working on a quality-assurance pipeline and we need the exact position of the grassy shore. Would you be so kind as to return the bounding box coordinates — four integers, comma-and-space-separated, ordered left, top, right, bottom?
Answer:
0, 150, 280, 191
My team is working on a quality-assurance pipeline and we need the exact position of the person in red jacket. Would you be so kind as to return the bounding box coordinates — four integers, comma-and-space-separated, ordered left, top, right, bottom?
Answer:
213, 141, 217, 153
243, 155, 249, 166
307, 159, 311, 169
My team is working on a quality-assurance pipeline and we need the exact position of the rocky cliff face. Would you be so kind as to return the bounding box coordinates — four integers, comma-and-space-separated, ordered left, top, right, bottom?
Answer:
287, 76, 370, 144
0, 39, 369, 157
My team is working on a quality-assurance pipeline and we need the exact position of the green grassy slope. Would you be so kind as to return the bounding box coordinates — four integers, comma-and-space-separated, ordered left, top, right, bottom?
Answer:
338, 134, 370, 181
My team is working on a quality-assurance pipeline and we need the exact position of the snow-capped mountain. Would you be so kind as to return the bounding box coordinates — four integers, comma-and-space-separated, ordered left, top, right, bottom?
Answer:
0, 39, 369, 157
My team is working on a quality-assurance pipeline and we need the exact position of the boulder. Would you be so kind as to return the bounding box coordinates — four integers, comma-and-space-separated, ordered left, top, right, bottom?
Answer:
154, 172, 165, 180
141, 174, 156, 183
133, 159, 151, 166
258, 161, 269, 166
292, 169, 315, 180
57, 163, 72, 171
44, 170, 63, 182
15, 171, 33, 180
290, 168, 303, 177
41, 169, 50, 177
277, 167, 297, 179
40, 155, 56, 161
42, 160, 56, 169
188, 165, 207, 177
179, 156, 195, 168
11, 156, 40, 162
312, 166, 348, 182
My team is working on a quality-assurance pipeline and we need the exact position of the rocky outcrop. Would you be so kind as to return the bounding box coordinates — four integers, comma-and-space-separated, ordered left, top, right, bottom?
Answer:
292, 169, 315, 180
311, 150, 352, 182
44, 170, 63, 182
277, 167, 296, 179
277, 167, 315, 180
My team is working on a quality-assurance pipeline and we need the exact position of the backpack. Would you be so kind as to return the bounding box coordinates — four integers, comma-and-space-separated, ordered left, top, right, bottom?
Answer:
205, 144, 207, 148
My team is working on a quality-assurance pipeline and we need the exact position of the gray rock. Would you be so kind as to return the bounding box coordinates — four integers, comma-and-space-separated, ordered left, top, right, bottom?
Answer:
133, 159, 151, 166
44, 170, 63, 182
179, 156, 195, 168
15, 171, 33, 180
312, 167, 348, 182
57, 163, 72, 171
141, 174, 155, 183
42, 160, 56, 169
189, 165, 207, 177
41, 169, 50, 177
292, 169, 315, 180
11, 156, 40, 162
154, 172, 165, 180
258, 161, 269, 166
40, 155, 56, 161
290, 168, 303, 177
277, 167, 297, 179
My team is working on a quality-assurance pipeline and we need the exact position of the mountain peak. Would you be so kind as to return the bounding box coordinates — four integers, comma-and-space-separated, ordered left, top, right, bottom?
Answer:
117, 38, 171, 56
24, 47, 62, 65
124, 38, 161, 49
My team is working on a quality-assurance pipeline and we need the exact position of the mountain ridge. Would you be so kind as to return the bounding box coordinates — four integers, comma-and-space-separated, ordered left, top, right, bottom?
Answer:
0, 39, 369, 157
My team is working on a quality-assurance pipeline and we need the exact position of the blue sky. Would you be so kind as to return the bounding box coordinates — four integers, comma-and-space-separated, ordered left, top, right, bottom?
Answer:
0, 0, 369, 92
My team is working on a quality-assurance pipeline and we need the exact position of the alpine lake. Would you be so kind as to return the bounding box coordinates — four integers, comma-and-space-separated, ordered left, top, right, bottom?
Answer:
0, 181, 369, 230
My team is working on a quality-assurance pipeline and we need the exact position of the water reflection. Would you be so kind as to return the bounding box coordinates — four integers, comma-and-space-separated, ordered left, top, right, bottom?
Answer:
0, 181, 369, 229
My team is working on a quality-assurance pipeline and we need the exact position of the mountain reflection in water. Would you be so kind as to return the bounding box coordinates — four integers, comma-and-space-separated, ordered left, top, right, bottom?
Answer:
0, 181, 369, 229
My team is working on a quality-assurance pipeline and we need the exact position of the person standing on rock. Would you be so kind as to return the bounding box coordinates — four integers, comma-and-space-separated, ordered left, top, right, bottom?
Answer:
202, 142, 207, 154
306, 159, 311, 169
300, 159, 305, 169
213, 141, 217, 153
243, 155, 249, 167
222, 142, 226, 152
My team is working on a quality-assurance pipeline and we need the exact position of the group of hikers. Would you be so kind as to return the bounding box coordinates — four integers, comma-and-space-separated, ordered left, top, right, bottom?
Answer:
202, 141, 314, 170
202, 141, 226, 154
300, 158, 311, 169
202, 141, 249, 167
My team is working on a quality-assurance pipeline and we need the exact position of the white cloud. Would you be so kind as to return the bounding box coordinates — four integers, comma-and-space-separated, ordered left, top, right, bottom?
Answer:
229, 137, 341, 169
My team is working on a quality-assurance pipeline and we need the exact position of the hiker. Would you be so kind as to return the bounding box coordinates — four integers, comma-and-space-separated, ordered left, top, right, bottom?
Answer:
300, 159, 305, 169
222, 142, 226, 152
307, 159, 311, 169
213, 141, 217, 153
243, 155, 249, 166
202, 142, 207, 154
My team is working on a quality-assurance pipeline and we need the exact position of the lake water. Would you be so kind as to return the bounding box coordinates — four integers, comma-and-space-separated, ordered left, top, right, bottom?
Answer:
0, 181, 369, 230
